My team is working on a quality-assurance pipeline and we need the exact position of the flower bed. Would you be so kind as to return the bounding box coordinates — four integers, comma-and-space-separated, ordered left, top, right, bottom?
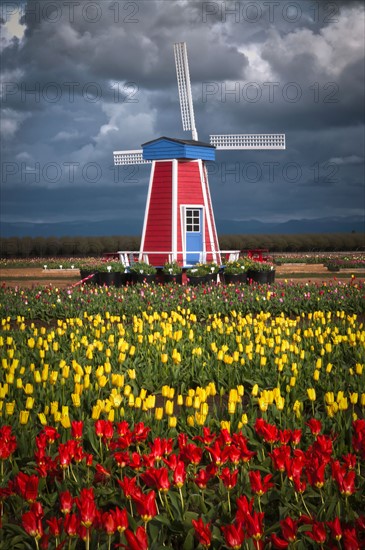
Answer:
0, 282, 364, 548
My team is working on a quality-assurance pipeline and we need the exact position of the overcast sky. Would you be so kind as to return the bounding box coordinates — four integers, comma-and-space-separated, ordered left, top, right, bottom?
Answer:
1, 0, 364, 237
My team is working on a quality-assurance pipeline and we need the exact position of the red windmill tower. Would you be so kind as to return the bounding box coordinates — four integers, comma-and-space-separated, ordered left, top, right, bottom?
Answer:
113, 43, 285, 267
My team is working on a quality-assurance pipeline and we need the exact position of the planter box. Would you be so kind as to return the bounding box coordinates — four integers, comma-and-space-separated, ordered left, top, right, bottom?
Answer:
224, 272, 247, 284
163, 273, 183, 284
247, 270, 275, 284
98, 272, 117, 286
80, 270, 98, 284
114, 272, 131, 286
188, 273, 218, 286
134, 273, 157, 284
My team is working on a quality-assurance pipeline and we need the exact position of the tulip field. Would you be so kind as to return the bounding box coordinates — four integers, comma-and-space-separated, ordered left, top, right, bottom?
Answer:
0, 279, 364, 549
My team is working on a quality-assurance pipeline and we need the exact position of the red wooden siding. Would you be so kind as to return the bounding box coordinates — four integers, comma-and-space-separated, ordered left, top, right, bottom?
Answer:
201, 164, 220, 262
143, 161, 173, 265
177, 161, 204, 262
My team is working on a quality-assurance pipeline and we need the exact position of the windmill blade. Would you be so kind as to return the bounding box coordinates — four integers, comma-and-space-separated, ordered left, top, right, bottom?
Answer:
210, 134, 286, 150
174, 42, 198, 141
113, 150, 152, 166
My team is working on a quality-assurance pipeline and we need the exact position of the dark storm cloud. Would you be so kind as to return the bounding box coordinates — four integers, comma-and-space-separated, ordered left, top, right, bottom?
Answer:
0, 0, 364, 236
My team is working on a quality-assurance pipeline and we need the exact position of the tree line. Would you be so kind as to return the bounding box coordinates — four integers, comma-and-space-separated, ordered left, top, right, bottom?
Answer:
0, 233, 364, 258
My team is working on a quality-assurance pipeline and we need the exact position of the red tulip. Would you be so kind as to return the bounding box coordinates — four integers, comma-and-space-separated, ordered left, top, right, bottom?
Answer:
221, 521, 245, 549
118, 475, 140, 500
64, 513, 79, 537
116, 420, 131, 437
129, 451, 142, 471
217, 428, 233, 447
235, 495, 254, 524
141, 467, 170, 493
271, 533, 289, 548
290, 429, 302, 446
102, 511, 116, 536
327, 517, 342, 542
57, 442, 72, 469
193, 427, 215, 444
132, 422, 150, 443
338, 470, 356, 496
76, 487, 97, 528
279, 429, 292, 445
95, 419, 114, 442
114, 507, 128, 533
220, 467, 239, 490
132, 490, 157, 522
342, 453, 357, 470
125, 526, 149, 550
114, 451, 130, 468
306, 460, 327, 489
244, 511, 265, 541
255, 418, 278, 444
95, 463, 112, 480
42, 425, 60, 444
192, 517, 212, 548
306, 418, 322, 436
22, 510, 43, 539
232, 433, 257, 463
194, 467, 214, 490
15, 472, 39, 502
280, 517, 298, 542
352, 419, 365, 457
60, 490, 73, 514
0, 425, 17, 459
46, 516, 62, 537
180, 443, 203, 465
270, 446, 291, 472
249, 470, 274, 496
307, 520, 327, 544
173, 460, 187, 488
343, 527, 361, 550
206, 440, 227, 466
71, 420, 84, 439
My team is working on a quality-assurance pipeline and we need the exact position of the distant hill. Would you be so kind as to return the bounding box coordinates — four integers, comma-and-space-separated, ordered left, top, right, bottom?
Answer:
215, 216, 365, 235
1, 215, 364, 238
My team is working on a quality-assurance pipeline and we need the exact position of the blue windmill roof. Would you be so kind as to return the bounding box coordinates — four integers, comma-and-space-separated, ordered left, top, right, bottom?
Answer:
141, 136, 216, 161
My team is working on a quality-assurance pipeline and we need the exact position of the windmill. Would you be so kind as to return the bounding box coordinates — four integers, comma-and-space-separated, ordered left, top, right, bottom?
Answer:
113, 42, 285, 266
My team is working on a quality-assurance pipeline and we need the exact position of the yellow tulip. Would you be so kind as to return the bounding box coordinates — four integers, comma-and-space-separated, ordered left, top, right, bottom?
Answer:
258, 397, 269, 412
187, 415, 195, 427
350, 393, 358, 404
155, 407, 164, 420
24, 383, 33, 395
165, 400, 174, 415
25, 397, 34, 410
19, 410, 29, 425
5, 401, 15, 415
72, 394, 81, 407
307, 388, 316, 401
38, 413, 47, 425
355, 363, 363, 375
61, 415, 71, 429
168, 416, 177, 428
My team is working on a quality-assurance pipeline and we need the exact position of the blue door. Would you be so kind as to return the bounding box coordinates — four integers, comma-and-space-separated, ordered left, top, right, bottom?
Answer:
186, 208, 203, 264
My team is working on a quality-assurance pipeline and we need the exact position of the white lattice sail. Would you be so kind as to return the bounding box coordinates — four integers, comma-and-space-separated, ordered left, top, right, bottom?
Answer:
113, 150, 151, 166
210, 134, 286, 150
174, 42, 198, 140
